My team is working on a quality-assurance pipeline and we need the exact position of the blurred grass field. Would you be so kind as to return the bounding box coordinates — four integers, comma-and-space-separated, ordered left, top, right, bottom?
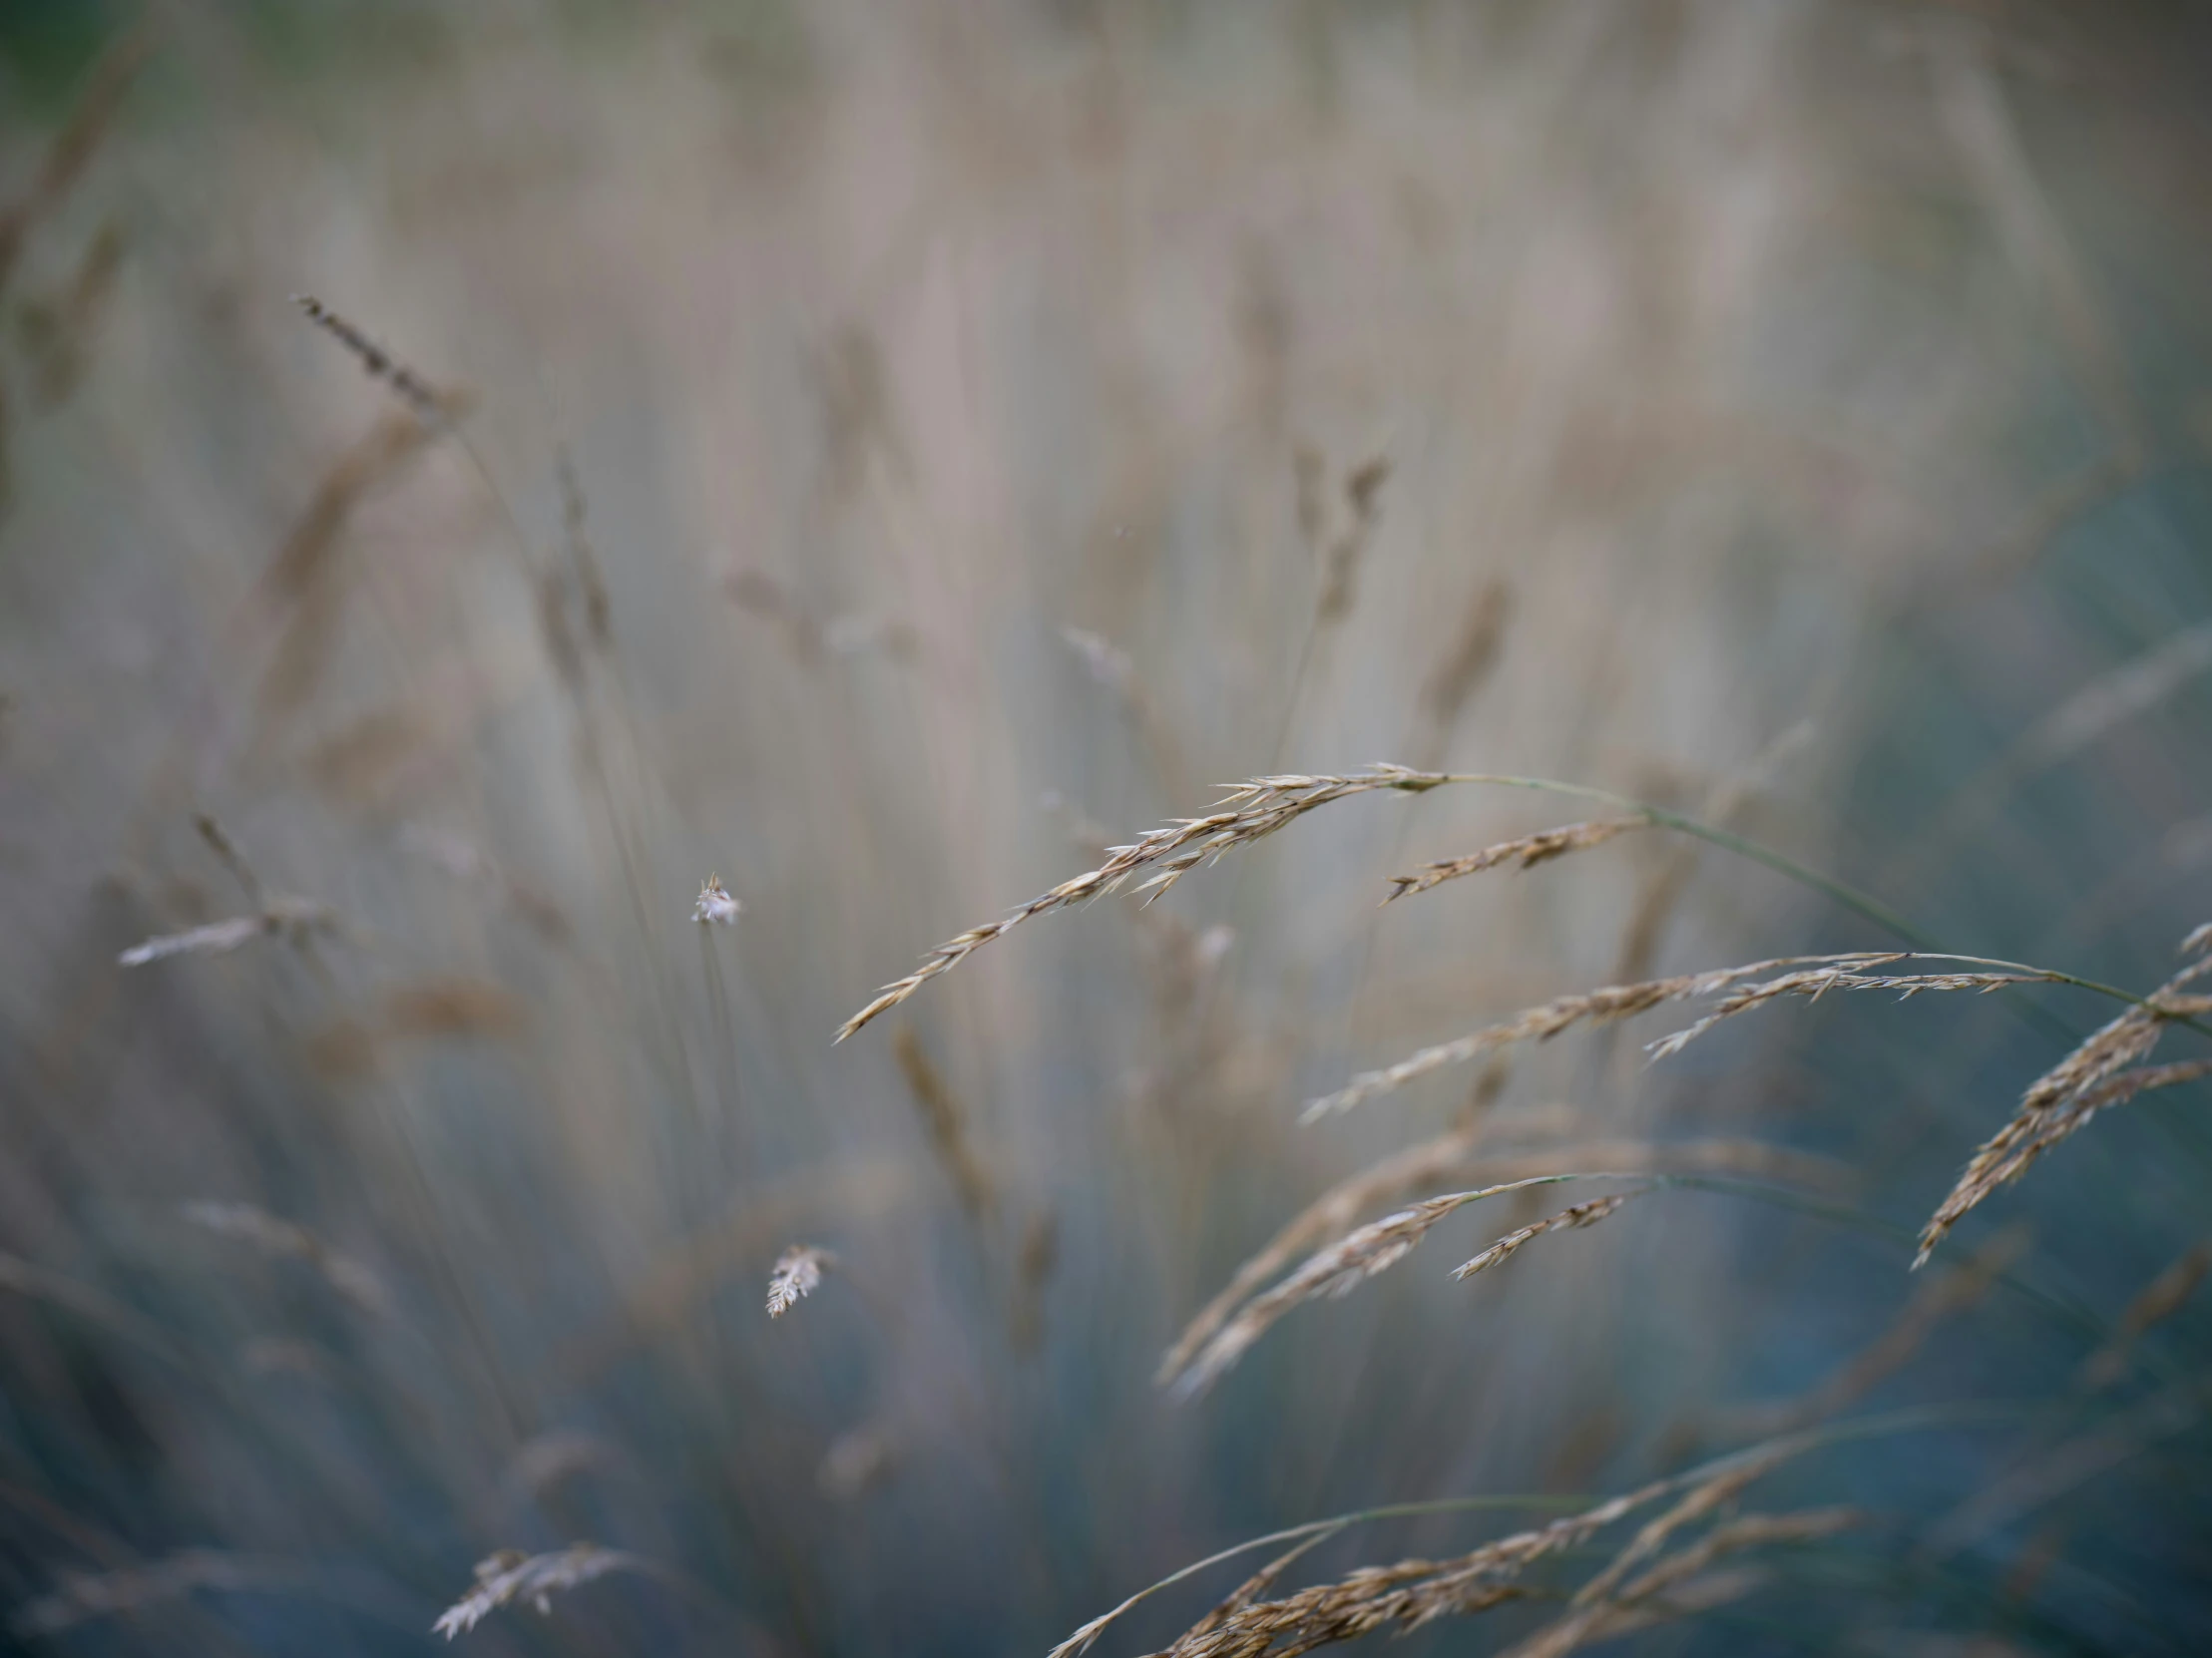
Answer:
3, 3, 2212, 1653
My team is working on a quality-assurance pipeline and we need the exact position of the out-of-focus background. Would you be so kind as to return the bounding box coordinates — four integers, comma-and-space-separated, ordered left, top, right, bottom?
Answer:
4, 1, 2212, 1652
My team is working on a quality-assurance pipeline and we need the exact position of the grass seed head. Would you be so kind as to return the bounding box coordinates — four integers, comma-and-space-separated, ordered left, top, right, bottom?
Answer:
767, 1244, 834, 1318
693, 874, 741, 925
432, 1544, 639, 1639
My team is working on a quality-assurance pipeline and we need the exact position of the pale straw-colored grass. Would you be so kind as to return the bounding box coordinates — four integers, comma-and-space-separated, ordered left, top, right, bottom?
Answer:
1499, 1509, 1861, 1658
836, 766, 1458, 1040
1164, 1135, 1843, 1395
1165, 1174, 1647, 1400
1449, 1191, 1641, 1282
1917, 929, 2212, 1263
1302, 952, 2060, 1120
1051, 1409, 1987, 1658
1643, 961, 2059, 1061
1157, 1115, 1500, 1388
1147, 1491, 1852, 1658
1385, 817, 1648, 903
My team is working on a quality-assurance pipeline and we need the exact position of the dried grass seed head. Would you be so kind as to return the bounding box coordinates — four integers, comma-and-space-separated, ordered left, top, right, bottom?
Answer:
1643, 962, 2059, 1062
1168, 1176, 1640, 1398
1302, 953, 1911, 1119
1386, 816, 1648, 902
838, 766, 1451, 1040
1451, 1190, 1640, 1282
1917, 938, 2212, 1263
693, 875, 741, 925
766, 1244, 834, 1318
432, 1544, 640, 1639
1157, 1116, 1492, 1386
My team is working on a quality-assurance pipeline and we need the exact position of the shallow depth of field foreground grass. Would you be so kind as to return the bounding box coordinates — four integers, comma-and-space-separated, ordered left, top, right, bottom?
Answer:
4, 3, 2212, 1654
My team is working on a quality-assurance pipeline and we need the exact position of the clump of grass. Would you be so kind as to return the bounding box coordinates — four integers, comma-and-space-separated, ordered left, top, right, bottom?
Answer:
841, 737, 2212, 1643
1054, 1416, 1904, 1658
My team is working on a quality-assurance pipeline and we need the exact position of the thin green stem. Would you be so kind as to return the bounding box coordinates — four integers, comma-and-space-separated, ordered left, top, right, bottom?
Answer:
1631, 1173, 2104, 1342
1386, 1170, 2105, 1345
1413, 772, 1927, 947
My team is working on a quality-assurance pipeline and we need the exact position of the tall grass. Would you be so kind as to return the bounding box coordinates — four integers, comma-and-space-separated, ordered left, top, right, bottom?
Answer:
3, 2, 2211, 1654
